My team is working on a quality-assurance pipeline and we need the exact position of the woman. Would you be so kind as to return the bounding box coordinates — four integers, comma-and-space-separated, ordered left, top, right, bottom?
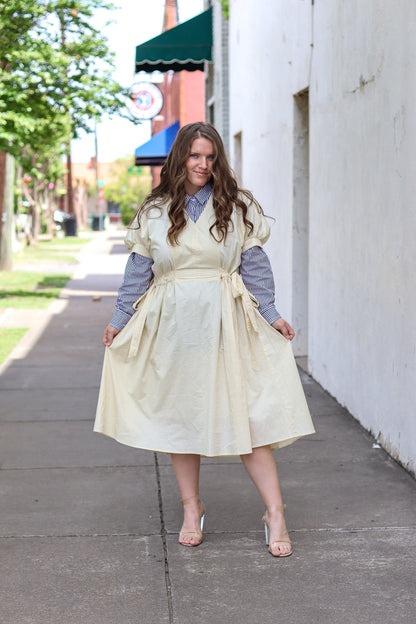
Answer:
94, 122, 315, 557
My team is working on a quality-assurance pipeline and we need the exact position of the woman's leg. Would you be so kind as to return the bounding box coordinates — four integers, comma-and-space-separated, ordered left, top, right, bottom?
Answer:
240, 445, 291, 556
171, 453, 204, 546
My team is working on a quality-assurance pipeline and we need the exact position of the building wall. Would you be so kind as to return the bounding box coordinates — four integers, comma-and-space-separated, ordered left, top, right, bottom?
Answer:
150, 0, 205, 187
72, 162, 121, 188
206, 0, 230, 155
180, 71, 206, 125
229, 0, 312, 320
151, 70, 205, 188
228, 0, 416, 474
308, 0, 416, 474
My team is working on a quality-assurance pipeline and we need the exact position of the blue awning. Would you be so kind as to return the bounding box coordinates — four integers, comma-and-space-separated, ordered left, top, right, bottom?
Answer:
134, 121, 180, 166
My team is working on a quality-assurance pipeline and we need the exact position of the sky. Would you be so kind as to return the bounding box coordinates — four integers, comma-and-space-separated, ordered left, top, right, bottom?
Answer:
71, 0, 205, 163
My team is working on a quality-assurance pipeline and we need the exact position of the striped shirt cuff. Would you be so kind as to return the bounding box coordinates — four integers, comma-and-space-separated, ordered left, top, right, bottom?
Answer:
110, 309, 134, 330
259, 303, 281, 325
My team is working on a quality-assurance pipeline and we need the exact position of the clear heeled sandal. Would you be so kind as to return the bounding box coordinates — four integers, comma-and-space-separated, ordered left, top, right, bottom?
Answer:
179, 496, 206, 547
263, 504, 293, 558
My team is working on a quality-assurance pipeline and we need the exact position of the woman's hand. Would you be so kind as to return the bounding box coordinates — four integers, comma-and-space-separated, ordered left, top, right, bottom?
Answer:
271, 318, 295, 341
103, 325, 121, 347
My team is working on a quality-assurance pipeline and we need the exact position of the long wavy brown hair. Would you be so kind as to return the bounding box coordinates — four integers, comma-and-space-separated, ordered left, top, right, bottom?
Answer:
134, 122, 263, 245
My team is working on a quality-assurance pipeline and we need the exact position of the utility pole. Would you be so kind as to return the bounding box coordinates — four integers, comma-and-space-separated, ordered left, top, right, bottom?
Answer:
94, 120, 102, 230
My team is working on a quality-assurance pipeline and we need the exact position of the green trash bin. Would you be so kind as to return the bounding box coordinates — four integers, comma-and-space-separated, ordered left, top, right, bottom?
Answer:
91, 215, 106, 231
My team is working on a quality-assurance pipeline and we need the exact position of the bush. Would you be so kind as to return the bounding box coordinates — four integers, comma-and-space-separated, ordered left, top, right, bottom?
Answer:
103, 156, 151, 226
120, 204, 137, 226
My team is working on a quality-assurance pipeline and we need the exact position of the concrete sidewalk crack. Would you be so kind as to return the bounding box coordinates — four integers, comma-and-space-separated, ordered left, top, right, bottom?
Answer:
154, 452, 174, 624
1, 525, 415, 540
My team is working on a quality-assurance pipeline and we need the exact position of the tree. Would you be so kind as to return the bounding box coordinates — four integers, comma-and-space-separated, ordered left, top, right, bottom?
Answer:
0, 0, 50, 267
0, 0, 134, 267
218, 0, 229, 19
47, 0, 129, 215
0, 1, 52, 155
104, 156, 152, 225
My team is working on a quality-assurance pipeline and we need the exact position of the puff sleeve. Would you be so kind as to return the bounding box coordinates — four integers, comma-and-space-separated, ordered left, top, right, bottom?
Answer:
124, 214, 152, 258
241, 200, 271, 253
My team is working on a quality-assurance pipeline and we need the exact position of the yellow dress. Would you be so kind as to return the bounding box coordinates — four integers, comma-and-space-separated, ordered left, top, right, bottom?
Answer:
94, 196, 315, 456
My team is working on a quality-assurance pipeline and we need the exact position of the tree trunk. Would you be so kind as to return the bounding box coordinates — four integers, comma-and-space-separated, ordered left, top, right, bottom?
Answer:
0, 150, 5, 252
0, 150, 15, 271
30, 180, 41, 244
46, 186, 55, 237
74, 180, 88, 229
15, 164, 23, 216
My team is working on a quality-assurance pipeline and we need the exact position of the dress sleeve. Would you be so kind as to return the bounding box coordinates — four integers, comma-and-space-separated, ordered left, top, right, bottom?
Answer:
241, 200, 271, 253
124, 213, 152, 258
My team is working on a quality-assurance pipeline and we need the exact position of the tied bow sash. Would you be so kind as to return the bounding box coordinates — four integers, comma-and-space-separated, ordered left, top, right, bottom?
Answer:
220, 271, 260, 334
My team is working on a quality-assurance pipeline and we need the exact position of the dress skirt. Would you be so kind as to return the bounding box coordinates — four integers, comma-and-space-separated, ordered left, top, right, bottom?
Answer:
94, 197, 315, 456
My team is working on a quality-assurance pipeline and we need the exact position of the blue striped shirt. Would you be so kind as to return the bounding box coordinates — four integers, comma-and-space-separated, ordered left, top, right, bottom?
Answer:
110, 185, 281, 329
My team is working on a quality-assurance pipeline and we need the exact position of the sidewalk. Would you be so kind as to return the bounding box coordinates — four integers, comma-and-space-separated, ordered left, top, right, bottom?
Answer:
0, 230, 415, 624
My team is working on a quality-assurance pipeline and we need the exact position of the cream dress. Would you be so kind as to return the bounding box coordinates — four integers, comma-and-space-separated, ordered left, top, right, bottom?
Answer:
94, 196, 315, 456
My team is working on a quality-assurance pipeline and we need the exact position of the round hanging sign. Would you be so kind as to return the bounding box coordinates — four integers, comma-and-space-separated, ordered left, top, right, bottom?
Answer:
127, 82, 164, 120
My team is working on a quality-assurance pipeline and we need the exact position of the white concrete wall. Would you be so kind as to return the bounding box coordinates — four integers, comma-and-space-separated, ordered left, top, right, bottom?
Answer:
229, 0, 312, 321
308, 1, 416, 474
228, 0, 416, 474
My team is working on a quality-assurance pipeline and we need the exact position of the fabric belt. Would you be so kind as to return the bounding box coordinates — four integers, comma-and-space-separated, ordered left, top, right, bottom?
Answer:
127, 270, 259, 359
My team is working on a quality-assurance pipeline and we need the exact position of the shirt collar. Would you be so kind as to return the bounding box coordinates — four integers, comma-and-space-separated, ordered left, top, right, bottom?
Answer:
185, 183, 212, 207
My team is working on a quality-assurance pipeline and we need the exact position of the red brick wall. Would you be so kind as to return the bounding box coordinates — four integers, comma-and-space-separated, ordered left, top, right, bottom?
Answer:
180, 70, 205, 125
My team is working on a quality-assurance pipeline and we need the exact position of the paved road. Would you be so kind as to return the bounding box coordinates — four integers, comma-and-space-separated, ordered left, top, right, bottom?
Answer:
1, 230, 415, 624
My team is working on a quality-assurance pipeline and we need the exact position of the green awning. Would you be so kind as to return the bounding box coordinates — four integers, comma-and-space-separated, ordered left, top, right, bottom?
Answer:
135, 8, 212, 73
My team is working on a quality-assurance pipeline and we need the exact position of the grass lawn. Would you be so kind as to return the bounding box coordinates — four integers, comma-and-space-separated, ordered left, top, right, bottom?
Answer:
0, 328, 29, 365
13, 235, 93, 266
0, 236, 92, 363
0, 272, 71, 309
